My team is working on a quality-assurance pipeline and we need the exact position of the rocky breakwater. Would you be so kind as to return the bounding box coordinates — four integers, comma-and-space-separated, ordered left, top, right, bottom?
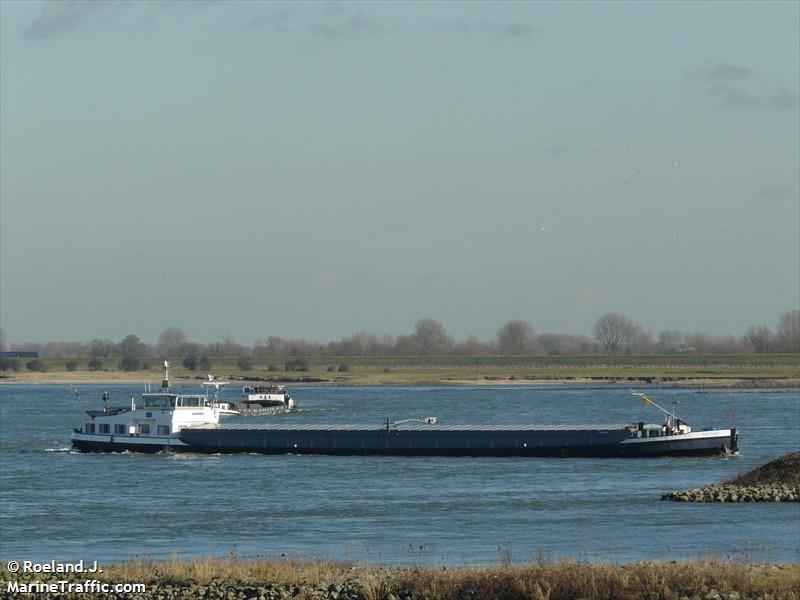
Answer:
662, 451, 800, 503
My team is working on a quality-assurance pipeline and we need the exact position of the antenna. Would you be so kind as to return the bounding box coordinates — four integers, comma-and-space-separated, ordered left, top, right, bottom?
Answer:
70, 384, 80, 401
201, 374, 229, 404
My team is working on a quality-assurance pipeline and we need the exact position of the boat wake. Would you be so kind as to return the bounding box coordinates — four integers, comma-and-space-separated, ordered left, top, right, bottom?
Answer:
44, 447, 74, 453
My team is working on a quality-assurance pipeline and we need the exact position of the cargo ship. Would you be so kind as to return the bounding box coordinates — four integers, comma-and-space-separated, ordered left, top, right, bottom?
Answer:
72, 374, 738, 457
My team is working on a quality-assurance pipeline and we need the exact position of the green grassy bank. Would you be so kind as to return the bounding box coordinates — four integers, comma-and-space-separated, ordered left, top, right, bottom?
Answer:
2, 558, 799, 599
3, 354, 798, 386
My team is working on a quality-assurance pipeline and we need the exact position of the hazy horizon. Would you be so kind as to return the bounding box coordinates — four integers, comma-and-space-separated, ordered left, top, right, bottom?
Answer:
2, 1, 798, 345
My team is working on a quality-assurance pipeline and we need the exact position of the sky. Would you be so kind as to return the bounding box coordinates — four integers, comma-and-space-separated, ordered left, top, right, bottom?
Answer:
1, 0, 798, 345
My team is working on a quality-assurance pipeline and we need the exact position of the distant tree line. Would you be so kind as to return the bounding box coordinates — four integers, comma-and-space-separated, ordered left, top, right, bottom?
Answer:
0, 310, 797, 372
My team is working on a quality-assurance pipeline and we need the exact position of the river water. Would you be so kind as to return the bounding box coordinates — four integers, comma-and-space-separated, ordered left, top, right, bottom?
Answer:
0, 384, 797, 565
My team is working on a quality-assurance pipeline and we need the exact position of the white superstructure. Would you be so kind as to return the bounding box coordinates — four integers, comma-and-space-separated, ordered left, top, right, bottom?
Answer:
70, 361, 224, 452
241, 385, 295, 410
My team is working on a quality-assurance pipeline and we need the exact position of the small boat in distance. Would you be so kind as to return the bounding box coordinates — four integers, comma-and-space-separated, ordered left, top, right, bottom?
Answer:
241, 385, 295, 411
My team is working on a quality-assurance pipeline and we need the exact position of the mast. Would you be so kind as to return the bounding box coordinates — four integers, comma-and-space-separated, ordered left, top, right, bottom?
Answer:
631, 390, 680, 432
162, 360, 170, 390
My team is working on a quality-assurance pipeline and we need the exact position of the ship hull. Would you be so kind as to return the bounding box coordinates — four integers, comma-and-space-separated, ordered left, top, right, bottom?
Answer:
176, 426, 738, 458
72, 426, 738, 457
70, 432, 187, 453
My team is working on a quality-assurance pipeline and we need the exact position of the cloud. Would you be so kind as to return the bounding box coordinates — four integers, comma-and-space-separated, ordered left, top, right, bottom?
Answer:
308, 11, 384, 38
439, 19, 537, 38
22, 0, 225, 39
312, 271, 342, 288
247, 3, 296, 32
709, 82, 799, 110
541, 145, 567, 158
322, 1, 347, 17
23, 0, 113, 40
684, 60, 751, 82
769, 89, 800, 110
754, 186, 790, 201
686, 60, 799, 111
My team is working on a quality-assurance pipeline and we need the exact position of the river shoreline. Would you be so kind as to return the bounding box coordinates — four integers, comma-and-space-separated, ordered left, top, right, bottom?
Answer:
2, 373, 798, 388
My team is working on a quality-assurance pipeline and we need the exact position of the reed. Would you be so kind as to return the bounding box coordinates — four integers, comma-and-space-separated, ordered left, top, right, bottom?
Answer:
6, 557, 795, 600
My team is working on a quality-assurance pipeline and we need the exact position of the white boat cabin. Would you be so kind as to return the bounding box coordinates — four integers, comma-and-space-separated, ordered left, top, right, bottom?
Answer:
80, 392, 219, 439
241, 385, 294, 409
71, 361, 223, 451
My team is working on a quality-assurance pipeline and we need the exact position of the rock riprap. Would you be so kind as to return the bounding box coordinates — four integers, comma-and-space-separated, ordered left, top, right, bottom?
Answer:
662, 451, 800, 503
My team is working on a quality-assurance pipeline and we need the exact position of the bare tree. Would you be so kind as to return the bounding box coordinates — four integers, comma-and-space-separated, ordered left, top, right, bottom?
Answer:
656, 330, 686, 353
628, 326, 654, 355
454, 336, 490, 356
774, 309, 800, 353
411, 319, 454, 355
594, 313, 636, 352
328, 332, 393, 356
685, 332, 743, 354
743, 325, 771, 353
90, 338, 117, 358
392, 334, 420, 355
221, 334, 246, 357
158, 327, 188, 357
496, 320, 541, 355
536, 333, 599, 355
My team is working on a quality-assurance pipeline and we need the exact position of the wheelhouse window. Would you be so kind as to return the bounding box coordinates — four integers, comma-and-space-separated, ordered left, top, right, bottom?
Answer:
178, 397, 202, 408
99, 424, 109, 434
137, 424, 151, 434
143, 396, 170, 409
157, 425, 170, 435
85, 423, 95, 433
114, 424, 126, 434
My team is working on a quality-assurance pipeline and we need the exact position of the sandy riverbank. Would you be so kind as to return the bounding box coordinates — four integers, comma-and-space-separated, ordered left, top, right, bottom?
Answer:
2, 371, 798, 387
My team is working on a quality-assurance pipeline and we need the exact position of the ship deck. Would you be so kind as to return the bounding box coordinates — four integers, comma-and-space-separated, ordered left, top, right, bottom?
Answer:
189, 422, 632, 432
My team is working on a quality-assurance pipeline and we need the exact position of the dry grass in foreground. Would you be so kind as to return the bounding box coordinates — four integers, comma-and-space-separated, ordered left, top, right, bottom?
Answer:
3, 557, 799, 599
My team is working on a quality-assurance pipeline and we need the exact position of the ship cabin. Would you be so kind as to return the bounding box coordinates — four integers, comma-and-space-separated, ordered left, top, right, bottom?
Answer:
80, 391, 219, 440
625, 420, 691, 439
136, 392, 211, 410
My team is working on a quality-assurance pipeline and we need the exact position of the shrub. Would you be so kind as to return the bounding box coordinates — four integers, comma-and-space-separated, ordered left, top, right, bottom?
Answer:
87, 358, 103, 371
284, 357, 310, 372
183, 355, 199, 371
119, 356, 141, 372
267, 364, 279, 372
0, 358, 21, 372
26, 359, 47, 372
337, 363, 350, 372
199, 356, 212, 371
327, 365, 337, 372
237, 357, 252, 371
65, 360, 79, 372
